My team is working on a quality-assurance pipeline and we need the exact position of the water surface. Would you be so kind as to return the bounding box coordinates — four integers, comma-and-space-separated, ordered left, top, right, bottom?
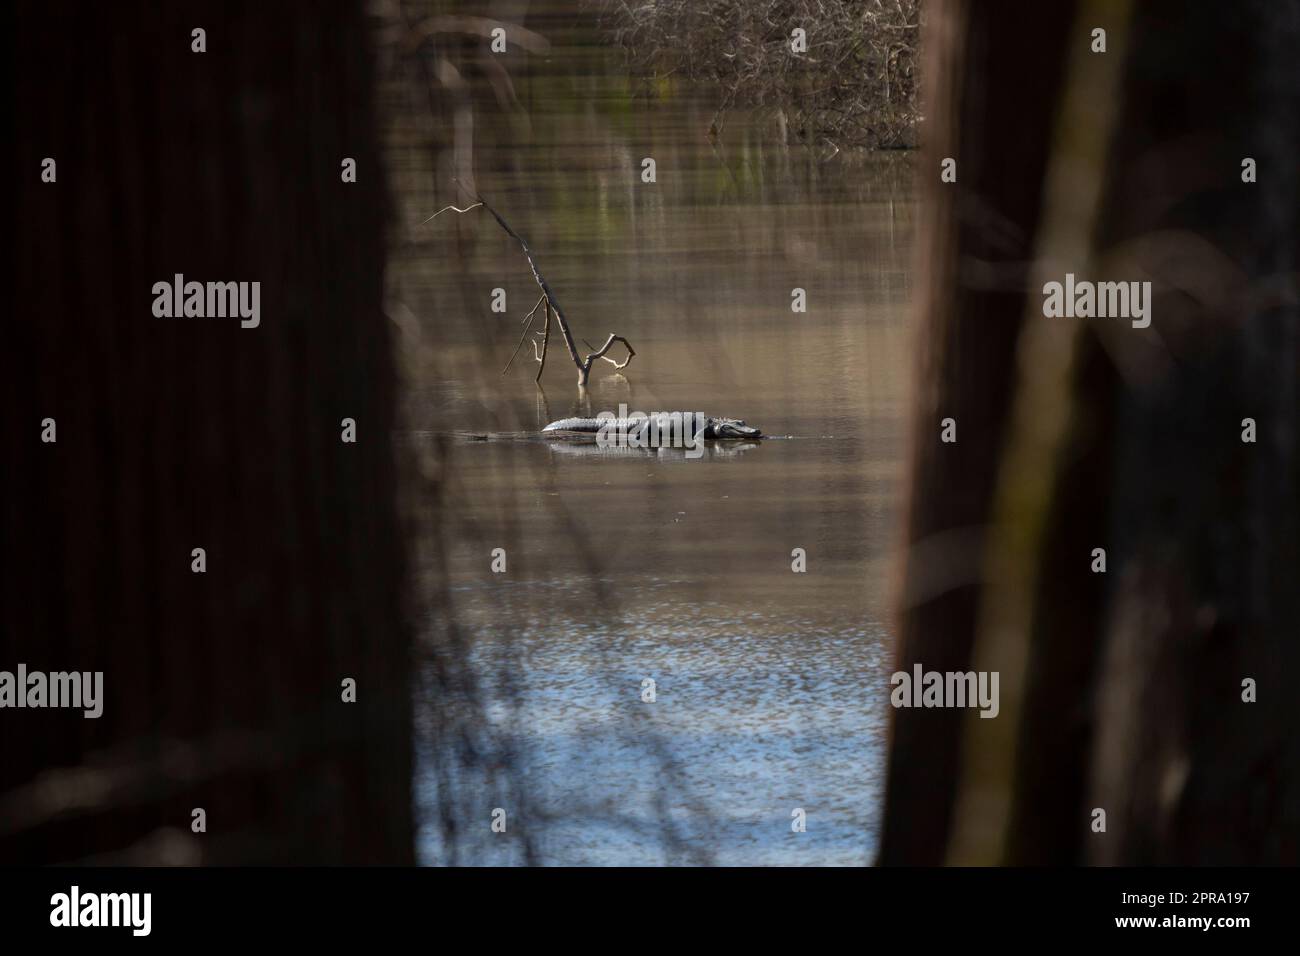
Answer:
384, 48, 916, 864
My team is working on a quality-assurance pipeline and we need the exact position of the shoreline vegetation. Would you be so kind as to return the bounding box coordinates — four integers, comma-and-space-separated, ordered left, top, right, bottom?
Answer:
600, 0, 922, 150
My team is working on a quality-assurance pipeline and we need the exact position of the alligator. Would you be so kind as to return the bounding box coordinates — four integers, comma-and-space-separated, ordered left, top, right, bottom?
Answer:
542, 412, 762, 443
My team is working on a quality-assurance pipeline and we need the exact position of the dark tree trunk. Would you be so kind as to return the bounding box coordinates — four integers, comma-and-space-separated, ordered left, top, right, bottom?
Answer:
4, 1, 413, 864
878, 0, 1081, 865
1083, 1, 1300, 865
881, 0, 1299, 865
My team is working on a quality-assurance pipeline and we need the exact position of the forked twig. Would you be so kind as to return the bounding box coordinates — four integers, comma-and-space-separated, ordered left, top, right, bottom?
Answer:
581, 336, 637, 368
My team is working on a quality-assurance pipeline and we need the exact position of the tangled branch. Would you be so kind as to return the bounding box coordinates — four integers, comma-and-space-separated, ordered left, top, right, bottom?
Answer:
603, 0, 922, 149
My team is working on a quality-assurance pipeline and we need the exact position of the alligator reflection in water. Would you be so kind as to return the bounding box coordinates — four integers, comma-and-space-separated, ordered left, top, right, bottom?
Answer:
545, 437, 764, 460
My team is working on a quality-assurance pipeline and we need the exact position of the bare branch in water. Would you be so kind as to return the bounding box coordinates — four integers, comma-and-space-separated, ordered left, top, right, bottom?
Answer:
426, 193, 637, 386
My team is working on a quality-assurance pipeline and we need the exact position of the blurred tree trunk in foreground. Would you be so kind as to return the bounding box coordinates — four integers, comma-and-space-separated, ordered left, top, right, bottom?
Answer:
881, 0, 1298, 865
3, 1, 413, 863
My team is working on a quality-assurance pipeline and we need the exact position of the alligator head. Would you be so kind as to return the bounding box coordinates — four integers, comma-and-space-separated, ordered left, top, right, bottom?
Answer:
703, 417, 762, 439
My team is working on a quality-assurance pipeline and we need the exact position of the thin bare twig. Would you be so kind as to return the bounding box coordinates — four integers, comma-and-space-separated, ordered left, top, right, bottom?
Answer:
502, 294, 547, 374
534, 302, 552, 383
422, 202, 483, 224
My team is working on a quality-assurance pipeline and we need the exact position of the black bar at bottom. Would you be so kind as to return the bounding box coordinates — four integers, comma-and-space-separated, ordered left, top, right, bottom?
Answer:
0, 866, 1283, 942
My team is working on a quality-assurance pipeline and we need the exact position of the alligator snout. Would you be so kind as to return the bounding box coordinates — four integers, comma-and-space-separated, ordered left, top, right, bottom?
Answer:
705, 418, 761, 439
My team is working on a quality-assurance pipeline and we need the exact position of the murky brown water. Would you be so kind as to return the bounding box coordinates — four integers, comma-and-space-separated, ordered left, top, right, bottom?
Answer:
385, 49, 916, 863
